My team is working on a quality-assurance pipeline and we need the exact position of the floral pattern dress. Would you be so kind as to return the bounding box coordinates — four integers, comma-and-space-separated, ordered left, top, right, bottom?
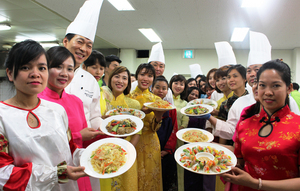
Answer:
235, 105, 300, 191
129, 87, 163, 191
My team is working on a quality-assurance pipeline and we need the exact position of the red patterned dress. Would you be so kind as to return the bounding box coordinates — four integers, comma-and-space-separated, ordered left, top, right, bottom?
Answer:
234, 105, 300, 191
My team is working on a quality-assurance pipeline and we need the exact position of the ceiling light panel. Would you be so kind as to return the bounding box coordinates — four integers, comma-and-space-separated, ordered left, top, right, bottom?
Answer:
15, 35, 57, 42
108, 0, 135, 11
241, 0, 263, 7
0, 15, 9, 22
139, 28, 162, 42
0, 24, 11, 31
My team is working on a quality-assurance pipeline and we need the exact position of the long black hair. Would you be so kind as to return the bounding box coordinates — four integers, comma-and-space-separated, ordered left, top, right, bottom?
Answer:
5, 40, 47, 79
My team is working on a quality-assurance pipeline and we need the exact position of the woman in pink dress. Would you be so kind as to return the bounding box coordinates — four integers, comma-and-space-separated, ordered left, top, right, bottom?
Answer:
38, 46, 102, 191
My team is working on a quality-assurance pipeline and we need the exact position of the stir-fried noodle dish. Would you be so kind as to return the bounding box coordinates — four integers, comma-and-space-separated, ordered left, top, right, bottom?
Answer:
148, 100, 172, 109
90, 143, 127, 174
182, 130, 209, 142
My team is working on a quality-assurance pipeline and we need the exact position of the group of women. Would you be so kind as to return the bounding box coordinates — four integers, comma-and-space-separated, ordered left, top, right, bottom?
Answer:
1, 39, 300, 191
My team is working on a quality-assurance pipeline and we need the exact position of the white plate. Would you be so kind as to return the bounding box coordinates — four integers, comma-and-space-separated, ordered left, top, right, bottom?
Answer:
180, 104, 213, 117
80, 138, 136, 178
144, 102, 176, 111
187, 98, 218, 109
174, 142, 237, 175
176, 128, 214, 143
100, 115, 143, 137
105, 108, 145, 119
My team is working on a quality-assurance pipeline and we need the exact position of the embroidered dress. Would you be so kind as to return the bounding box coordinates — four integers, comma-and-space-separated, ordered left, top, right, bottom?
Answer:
38, 87, 92, 191
235, 105, 300, 191
99, 86, 141, 191
0, 99, 83, 191
129, 87, 163, 191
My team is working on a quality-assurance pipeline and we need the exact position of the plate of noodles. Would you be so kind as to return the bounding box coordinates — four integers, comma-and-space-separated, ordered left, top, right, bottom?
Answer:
106, 108, 145, 119
181, 104, 213, 117
100, 115, 143, 137
144, 100, 176, 111
80, 138, 136, 178
187, 99, 218, 109
176, 128, 214, 143
174, 142, 237, 175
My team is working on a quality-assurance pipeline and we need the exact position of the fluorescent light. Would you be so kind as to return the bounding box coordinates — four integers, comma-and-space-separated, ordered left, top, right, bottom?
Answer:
40, 43, 59, 48
108, 0, 135, 11
0, 24, 11, 31
230, 28, 249, 42
15, 35, 57, 42
139, 28, 162, 42
0, 15, 9, 22
241, 0, 263, 7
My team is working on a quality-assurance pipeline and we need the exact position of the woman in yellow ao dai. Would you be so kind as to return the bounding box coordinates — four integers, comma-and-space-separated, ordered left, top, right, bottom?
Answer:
99, 66, 141, 191
129, 63, 165, 191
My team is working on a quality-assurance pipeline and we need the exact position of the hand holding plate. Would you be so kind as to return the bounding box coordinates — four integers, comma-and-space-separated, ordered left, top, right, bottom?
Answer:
67, 165, 87, 180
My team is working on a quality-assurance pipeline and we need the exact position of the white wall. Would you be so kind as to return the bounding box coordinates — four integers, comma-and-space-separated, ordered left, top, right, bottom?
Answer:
120, 48, 296, 82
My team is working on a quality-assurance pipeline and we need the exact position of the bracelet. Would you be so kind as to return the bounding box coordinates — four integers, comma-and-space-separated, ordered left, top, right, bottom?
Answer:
258, 178, 262, 190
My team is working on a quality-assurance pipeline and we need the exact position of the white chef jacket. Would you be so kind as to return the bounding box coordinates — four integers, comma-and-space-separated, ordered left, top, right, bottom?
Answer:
246, 83, 253, 96
215, 92, 300, 140
0, 99, 83, 191
65, 67, 102, 130
130, 80, 174, 105
211, 91, 223, 102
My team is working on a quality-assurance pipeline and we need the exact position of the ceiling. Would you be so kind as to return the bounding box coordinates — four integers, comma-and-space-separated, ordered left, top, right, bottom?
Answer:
0, 0, 300, 51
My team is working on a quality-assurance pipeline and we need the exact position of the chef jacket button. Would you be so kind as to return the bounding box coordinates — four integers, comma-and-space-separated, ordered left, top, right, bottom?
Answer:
81, 75, 83, 77
81, 87, 83, 89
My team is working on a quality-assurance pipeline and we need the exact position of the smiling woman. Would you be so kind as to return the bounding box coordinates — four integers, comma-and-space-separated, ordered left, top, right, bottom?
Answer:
0, 40, 87, 190
221, 60, 300, 191
218, 64, 247, 121
99, 66, 142, 191
129, 63, 166, 190
38, 46, 104, 191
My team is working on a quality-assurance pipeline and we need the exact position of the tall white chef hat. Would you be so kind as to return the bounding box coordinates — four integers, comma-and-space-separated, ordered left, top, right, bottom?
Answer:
247, 31, 272, 67
214, 41, 237, 68
148, 42, 165, 64
66, 0, 104, 42
189, 64, 203, 78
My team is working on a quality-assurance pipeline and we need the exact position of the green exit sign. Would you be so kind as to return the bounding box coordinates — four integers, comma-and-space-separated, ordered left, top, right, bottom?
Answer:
183, 50, 194, 58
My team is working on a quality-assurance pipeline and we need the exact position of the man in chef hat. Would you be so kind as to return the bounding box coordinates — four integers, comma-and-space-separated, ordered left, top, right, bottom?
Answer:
64, 0, 103, 129
208, 31, 299, 141
131, 42, 174, 104
63, 1, 104, 190
245, 31, 271, 94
